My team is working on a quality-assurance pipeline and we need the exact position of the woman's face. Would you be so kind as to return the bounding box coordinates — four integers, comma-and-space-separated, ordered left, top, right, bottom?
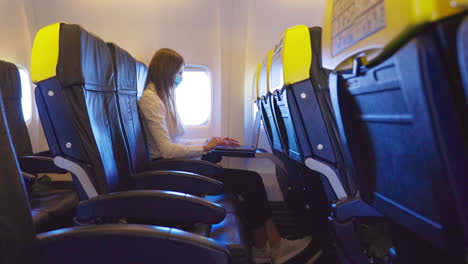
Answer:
173, 64, 185, 88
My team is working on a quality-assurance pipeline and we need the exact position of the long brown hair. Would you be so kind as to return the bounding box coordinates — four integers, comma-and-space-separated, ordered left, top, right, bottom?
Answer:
145, 48, 184, 137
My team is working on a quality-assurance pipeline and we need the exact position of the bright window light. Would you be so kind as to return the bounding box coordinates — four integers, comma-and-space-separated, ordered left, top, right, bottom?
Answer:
175, 66, 211, 126
17, 65, 32, 123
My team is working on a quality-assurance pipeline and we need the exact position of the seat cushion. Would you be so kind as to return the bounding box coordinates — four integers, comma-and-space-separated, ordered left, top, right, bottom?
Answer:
31, 209, 53, 232
30, 190, 78, 232
30, 181, 75, 197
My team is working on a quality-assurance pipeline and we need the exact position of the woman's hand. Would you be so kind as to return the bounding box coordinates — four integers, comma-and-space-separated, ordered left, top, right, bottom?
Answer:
203, 136, 240, 152
224, 137, 240, 146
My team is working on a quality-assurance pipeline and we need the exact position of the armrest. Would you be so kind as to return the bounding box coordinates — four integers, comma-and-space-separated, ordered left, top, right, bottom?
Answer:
150, 159, 224, 178
131, 170, 223, 195
22, 171, 36, 180
76, 190, 225, 225
38, 225, 230, 264
201, 151, 223, 163
19, 156, 68, 174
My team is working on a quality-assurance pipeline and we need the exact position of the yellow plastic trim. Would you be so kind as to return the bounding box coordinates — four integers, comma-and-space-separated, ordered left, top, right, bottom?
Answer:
282, 25, 312, 86
322, 0, 467, 71
258, 50, 273, 97
31, 22, 61, 83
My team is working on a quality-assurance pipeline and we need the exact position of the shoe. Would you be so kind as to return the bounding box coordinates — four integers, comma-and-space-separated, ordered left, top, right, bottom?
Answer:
252, 244, 272, 264
272, 237, 321, 264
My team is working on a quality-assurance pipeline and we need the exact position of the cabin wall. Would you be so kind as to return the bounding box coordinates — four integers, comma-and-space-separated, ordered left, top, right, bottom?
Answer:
0, 0, 41, 151
0, 1, 32, 67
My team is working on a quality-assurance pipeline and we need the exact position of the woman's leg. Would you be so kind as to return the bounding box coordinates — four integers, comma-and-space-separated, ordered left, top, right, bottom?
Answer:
216, 168, 272, 248
216, 168, 315, 263
253, 225, 267, 248
265, 217, 282, 247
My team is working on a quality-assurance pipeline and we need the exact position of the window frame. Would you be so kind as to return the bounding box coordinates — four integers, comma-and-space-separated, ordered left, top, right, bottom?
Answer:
175, 64, 213, 128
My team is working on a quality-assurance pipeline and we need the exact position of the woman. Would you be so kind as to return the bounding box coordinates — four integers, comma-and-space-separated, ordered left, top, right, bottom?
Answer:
138, 48, 316, 264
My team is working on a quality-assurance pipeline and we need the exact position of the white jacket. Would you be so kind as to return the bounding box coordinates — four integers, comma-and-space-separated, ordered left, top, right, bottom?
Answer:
138, 84, 204, 159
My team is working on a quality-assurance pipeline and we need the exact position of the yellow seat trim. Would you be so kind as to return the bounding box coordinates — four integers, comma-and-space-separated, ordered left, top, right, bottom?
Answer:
281, 25, 312, 87
322, 0, 468, 71
31, 22, 61, 83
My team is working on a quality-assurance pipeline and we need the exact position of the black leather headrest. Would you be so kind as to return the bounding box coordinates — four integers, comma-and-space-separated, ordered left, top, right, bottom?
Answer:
57, 24, 114, 92
107, 42, 148, 95
107, 43, 137, 93
0, 60, 21, 100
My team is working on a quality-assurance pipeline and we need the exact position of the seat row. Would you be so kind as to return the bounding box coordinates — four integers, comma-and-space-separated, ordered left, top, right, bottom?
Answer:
0, 60, 78, 233
0, 107, 230, 264
252, 1, 468, 263
1, 22, 254, 263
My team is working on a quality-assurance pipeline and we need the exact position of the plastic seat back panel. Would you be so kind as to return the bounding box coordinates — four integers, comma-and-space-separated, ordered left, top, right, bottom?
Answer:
273, 89, 300, 160
291, 80, 336, 164
331, 31, 468, 248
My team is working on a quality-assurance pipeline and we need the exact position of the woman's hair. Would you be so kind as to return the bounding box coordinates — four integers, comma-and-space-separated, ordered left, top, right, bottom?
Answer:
146, 48, 185, 137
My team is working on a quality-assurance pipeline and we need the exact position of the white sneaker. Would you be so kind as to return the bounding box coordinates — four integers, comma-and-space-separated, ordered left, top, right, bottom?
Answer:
272, 237, 318, 264
252, 244, 272, 264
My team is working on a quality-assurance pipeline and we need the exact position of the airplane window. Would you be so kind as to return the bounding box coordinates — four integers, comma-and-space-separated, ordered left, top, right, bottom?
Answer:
175, 65, 211, 126
16, 65, 32, 123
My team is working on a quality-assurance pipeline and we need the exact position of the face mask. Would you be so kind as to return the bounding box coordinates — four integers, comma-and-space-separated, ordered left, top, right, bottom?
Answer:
174, 74, 183, 87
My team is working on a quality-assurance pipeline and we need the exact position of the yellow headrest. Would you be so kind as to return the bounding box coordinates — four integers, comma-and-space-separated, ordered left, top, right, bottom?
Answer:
270, 25, 312, 92
31, 22, 62, 83
255, 63, 262, 99
258, 50, 273, 97
322, 0, 467, 71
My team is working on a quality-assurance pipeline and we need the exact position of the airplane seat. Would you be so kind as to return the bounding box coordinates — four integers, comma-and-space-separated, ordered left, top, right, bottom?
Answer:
267, 24, 353, 252
322, 1, 468, 262
0, 60, 78, 233
106, 43, 151, 175
256, 51, 296, 202
0, 83, 38, 264
31, 22, 221, 216
270, 25, 354, 203
31, 23, 248, 262
258, 50, 285, 153
106, 42, 223, 195
0, 60, 75, 190
0, 85, 231, 264
107, 42, 249, 262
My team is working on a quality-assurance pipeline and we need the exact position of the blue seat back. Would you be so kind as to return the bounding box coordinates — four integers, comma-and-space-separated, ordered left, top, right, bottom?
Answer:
0, 83, 38, 264
0, 61, 33, 156
269, 26, 355, 198
107, 43, 150, 174
32, 23, 132, 197
257, 50, 285, 152
329, 15, 468, 251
